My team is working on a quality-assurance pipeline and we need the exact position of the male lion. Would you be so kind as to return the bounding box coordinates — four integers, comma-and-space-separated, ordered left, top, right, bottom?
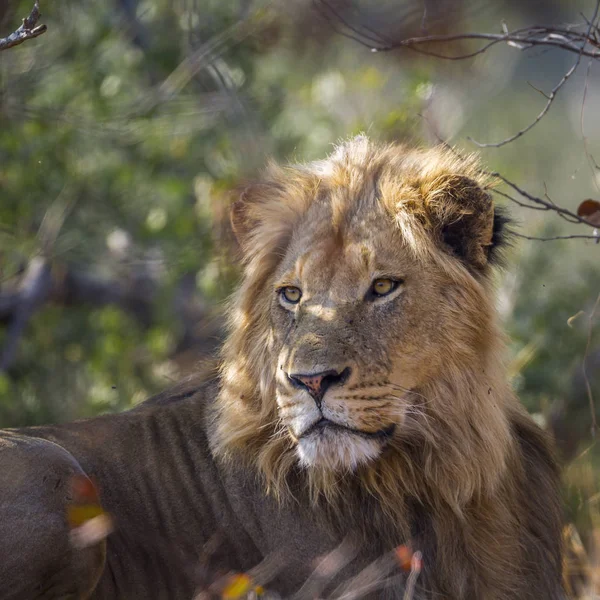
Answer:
0, 137, 564, 599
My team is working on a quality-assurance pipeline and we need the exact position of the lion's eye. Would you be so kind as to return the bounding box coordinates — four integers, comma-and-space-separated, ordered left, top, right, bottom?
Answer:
280, 286, 302, 304
371, 278, 400, 297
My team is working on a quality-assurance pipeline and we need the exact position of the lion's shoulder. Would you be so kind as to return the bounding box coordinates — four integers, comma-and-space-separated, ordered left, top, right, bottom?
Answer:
136, 370, 219, 410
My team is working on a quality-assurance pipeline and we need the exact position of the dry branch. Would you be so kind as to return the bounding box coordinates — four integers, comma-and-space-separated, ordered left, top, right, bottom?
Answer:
0, 1, 47, 52
470, 1, 600, 148
489, 172, 600, 228
0, 259, 219, 374
315, 0, 600, 59
317, 0, 600, 149
512, 233, 599, 242
421, 117, 600, 243
0, 260, 154, 373
0, 257, 52, 372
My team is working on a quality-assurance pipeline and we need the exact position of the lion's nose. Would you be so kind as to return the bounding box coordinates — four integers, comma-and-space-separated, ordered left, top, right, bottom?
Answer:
288, 367, 351, 405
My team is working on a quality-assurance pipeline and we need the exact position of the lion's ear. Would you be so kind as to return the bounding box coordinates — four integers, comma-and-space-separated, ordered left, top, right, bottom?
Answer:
230, 183, 272, 250
229, 179, 302, 257
424, 175, 501, 270
230, 187, 253, 249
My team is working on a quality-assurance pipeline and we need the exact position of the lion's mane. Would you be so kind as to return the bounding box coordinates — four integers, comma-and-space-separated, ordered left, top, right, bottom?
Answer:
210, 137, 563, 598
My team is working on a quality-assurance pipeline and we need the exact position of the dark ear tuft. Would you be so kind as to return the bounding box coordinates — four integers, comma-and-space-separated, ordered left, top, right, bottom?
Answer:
487, 206, 513, 266
425, 175, 496, 271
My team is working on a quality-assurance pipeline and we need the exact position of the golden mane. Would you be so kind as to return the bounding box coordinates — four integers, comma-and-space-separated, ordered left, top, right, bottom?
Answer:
212, 137, 517, 515
209, 140, 564, 598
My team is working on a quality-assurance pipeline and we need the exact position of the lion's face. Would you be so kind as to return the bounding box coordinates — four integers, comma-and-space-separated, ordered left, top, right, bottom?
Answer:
218, 138, 509, 487
271, 195, 467, 470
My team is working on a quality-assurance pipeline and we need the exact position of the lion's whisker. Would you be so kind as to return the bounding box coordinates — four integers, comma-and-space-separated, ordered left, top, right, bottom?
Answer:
387, 383, 434, 406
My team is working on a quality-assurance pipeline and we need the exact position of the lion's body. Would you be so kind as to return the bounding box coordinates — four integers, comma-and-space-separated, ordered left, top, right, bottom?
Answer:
0, 378, 356, 599
0, 138, 565, 599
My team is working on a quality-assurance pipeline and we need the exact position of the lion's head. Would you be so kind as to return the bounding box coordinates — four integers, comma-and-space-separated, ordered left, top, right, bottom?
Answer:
213, 136, 517, 514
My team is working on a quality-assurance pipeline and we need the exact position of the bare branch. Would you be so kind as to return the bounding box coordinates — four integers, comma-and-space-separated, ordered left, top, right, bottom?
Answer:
470, 0, 600, 148
0, 1, 47, 52
491, 189, 550, 211
313, 0, 390, 49
512, 232, 600, 242
488, 171, 600, 227
580, 57, 600, 192
316, 0, 600, 58
526, 81, 551, 100
418, 111, 600, 240
0, 257, 159, 373
0, 257, 52, 372
319, 0, 600, 150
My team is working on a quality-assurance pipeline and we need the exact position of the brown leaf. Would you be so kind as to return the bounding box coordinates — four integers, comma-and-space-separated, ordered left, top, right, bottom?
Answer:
577, 199, 600, 216
577, 199, 600, 226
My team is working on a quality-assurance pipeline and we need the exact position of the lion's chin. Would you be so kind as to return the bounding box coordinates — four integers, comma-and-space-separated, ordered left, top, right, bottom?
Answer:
296, 428, 384, 471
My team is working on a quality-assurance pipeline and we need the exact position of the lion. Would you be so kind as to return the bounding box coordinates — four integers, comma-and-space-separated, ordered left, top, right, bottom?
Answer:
0, 137, 564, 600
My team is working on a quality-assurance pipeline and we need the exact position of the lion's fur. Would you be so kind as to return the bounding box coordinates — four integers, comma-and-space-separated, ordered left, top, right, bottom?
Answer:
212, 137, 564, 598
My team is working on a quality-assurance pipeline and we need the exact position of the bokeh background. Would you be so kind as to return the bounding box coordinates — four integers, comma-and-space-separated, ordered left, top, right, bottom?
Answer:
1, 0, 599, 582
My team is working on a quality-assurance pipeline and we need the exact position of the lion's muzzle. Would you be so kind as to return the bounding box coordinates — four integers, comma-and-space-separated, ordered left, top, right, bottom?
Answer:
287, 367, 351, 406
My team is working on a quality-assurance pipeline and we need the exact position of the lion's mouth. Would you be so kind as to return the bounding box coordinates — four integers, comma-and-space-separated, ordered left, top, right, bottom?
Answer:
300, 418, 396, 440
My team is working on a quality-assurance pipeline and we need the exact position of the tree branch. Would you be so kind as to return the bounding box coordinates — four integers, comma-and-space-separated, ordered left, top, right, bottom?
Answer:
418, 112, 600, 243
317, 0, 600, 150
0, 260, 157, 373
469, 0, 600, 148
512, 233, 600, 242
0, 1, 47, 52
315, 0, 600, 57
0, 257, 52, 372
0, 260, 220, 374
488, 171, 600, 228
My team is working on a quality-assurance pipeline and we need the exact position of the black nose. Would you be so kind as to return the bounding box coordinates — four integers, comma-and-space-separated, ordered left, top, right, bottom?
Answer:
288, 367, 351, 405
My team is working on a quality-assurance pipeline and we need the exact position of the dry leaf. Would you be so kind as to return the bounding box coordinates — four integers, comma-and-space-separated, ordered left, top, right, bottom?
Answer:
395, 545, 413, 572
577, 199, 600, 226
222, 574, 253, 600
567, 310, 585, 328
70, 514, 113, 549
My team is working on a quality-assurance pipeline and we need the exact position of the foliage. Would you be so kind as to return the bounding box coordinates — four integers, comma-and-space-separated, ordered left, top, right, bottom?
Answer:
0, 0, 433, 424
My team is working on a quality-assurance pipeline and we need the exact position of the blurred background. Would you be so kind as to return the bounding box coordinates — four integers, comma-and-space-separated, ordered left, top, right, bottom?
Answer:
1, 0, 599, 582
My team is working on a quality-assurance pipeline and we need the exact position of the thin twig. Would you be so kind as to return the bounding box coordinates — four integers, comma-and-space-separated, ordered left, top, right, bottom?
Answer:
491, 189, 550, 211
313, 0, 388, 50
489, 172, 599, 227
0, 1, 47, 52
316, 0, 600, 58
314, 0, 391, 48
580, 57, 600, 192
469, 0, 600, 147
512, 232, 599, 241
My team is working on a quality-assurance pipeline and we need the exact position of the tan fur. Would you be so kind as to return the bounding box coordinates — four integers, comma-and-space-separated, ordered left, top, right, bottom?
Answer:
211, 136, 564, 598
